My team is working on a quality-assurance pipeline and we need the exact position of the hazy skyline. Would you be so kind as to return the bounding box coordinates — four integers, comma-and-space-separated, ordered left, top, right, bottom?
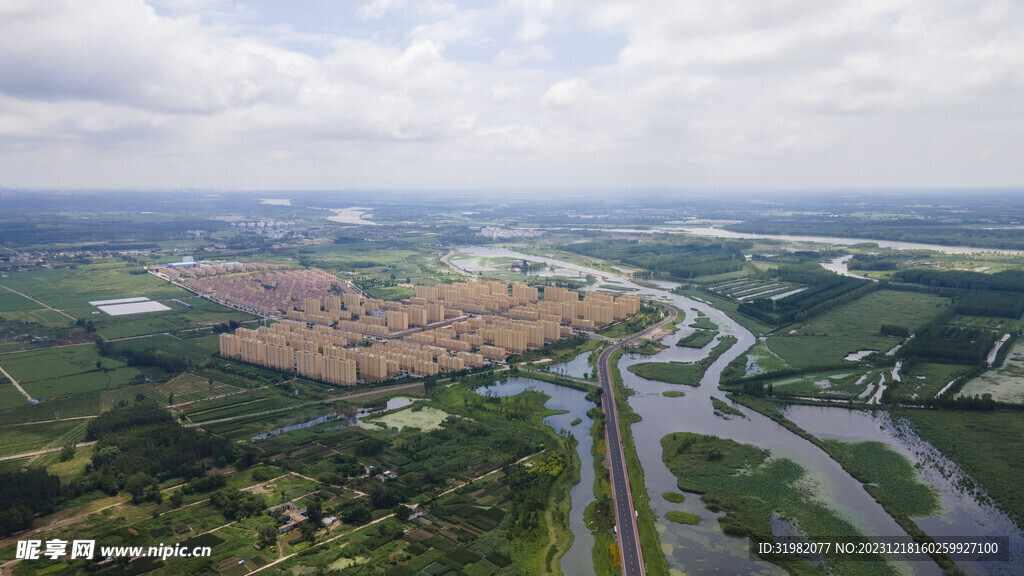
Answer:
1, 0, 1022, 192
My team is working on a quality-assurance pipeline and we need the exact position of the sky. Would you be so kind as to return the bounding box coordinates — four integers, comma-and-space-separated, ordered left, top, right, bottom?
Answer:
0, 0, 1021, 192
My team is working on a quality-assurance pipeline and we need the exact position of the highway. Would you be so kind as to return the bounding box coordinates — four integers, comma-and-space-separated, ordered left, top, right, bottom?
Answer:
597, 303, 678, 576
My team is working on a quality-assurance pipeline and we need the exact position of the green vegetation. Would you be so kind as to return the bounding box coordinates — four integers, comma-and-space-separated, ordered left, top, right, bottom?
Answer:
688, 311, 718, 330
628, 336, 737, 386
766, 290, 949, 370
662, 390, 685, 398
562, 237, 751, 279
675, 328, 717, 348
821, 440, 939, 517
899, 409, 1024, 530
673, 286, 774, 336
737, 264, 876, 327
631, 339, 667, 355
710, 396, 745, 418
665, 510, 700, 525
0, 419, 88, 458
663, 491, 686, 503
661, 432, 897, 576
958, 342, 1024, 403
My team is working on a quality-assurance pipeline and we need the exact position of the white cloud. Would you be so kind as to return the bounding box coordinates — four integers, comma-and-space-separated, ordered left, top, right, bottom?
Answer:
0, 0, 1021, 190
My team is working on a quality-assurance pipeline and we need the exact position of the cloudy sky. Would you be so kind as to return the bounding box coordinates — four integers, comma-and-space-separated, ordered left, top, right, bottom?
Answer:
1, 0, 1021, 191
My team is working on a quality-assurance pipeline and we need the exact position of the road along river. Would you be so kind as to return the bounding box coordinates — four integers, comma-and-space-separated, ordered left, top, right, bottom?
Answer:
449, 246, 1005, 575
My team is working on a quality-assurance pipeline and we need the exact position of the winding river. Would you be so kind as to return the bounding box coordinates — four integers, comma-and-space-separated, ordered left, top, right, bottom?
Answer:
452, 246, 1023, 575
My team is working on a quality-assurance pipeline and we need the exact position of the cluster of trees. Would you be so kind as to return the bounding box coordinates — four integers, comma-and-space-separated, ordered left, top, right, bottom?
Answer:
212, 320, 241, 334
899, 322, 997, 365
504, 452, 566, 536
562, 238, 750, 279
895, 268, 1024, 293
0, 469, 63, 536
880, 324, 910, 337
953, 290, 1024, 319
95, 341, 189, 373
727, 216, 1024, 250
846, 253, 901, 271
737, 265, 875, 326
210, 488, 266, 520
79, 402, 235, 498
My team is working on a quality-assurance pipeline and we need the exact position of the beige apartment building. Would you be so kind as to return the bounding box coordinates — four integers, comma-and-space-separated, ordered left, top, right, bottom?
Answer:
220, 281, 642, 384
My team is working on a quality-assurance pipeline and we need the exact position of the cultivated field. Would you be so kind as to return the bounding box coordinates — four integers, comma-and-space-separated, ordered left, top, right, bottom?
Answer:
766, 290, 950, 370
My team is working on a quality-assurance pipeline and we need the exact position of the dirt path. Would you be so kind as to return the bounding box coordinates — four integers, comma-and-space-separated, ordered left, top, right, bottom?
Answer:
0, 362, 34, 403
0, 284, 76, 321
0, 440, 97, 462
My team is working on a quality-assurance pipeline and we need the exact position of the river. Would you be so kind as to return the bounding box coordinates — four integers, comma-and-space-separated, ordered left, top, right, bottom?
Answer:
590, 226, 1024, 256
451, 245, 1011, 575
474, 377, 597, 576
781, 405, 1024, 576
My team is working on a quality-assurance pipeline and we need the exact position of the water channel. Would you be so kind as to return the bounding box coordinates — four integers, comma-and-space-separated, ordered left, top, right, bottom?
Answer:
474, 376, 597, 576
450, 246, 1024, 575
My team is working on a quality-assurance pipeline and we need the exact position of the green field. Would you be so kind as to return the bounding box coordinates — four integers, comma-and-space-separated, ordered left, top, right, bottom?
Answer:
897, 362, 971, 401
0, 345, 142, 400
0, 381, 27, 407
0, 287, 40, 312
0, 391, 103, 425
766, 290, 950, 370
0, 264, 191, 309
0, 419, 89, 458
898, 409, 1024, 530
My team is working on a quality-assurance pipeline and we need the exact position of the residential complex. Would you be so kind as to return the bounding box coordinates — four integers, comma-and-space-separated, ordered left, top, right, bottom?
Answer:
220, 280, 641, 385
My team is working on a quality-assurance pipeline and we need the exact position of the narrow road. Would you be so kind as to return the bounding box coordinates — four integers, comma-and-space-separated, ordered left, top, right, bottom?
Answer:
0, 440, 97, 462
0, 284, 76, 321
597, 304, 678, 576
0, 362, 34, 403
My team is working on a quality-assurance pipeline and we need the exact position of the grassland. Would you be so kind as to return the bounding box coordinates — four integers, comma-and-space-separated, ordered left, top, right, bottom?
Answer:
766, 290, 949, 370
665, 510, 700, 525
0, 345, 141, 401
0, 262, 191, 309
675, 328, 717, 348
661, 432, 898, 576
628, 336, 737, 386
0, 419, 89, 458
820, 440, 939, 517
897, 409, 1024, 530
710, 396, 745, 418
897, 362, 971, 401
